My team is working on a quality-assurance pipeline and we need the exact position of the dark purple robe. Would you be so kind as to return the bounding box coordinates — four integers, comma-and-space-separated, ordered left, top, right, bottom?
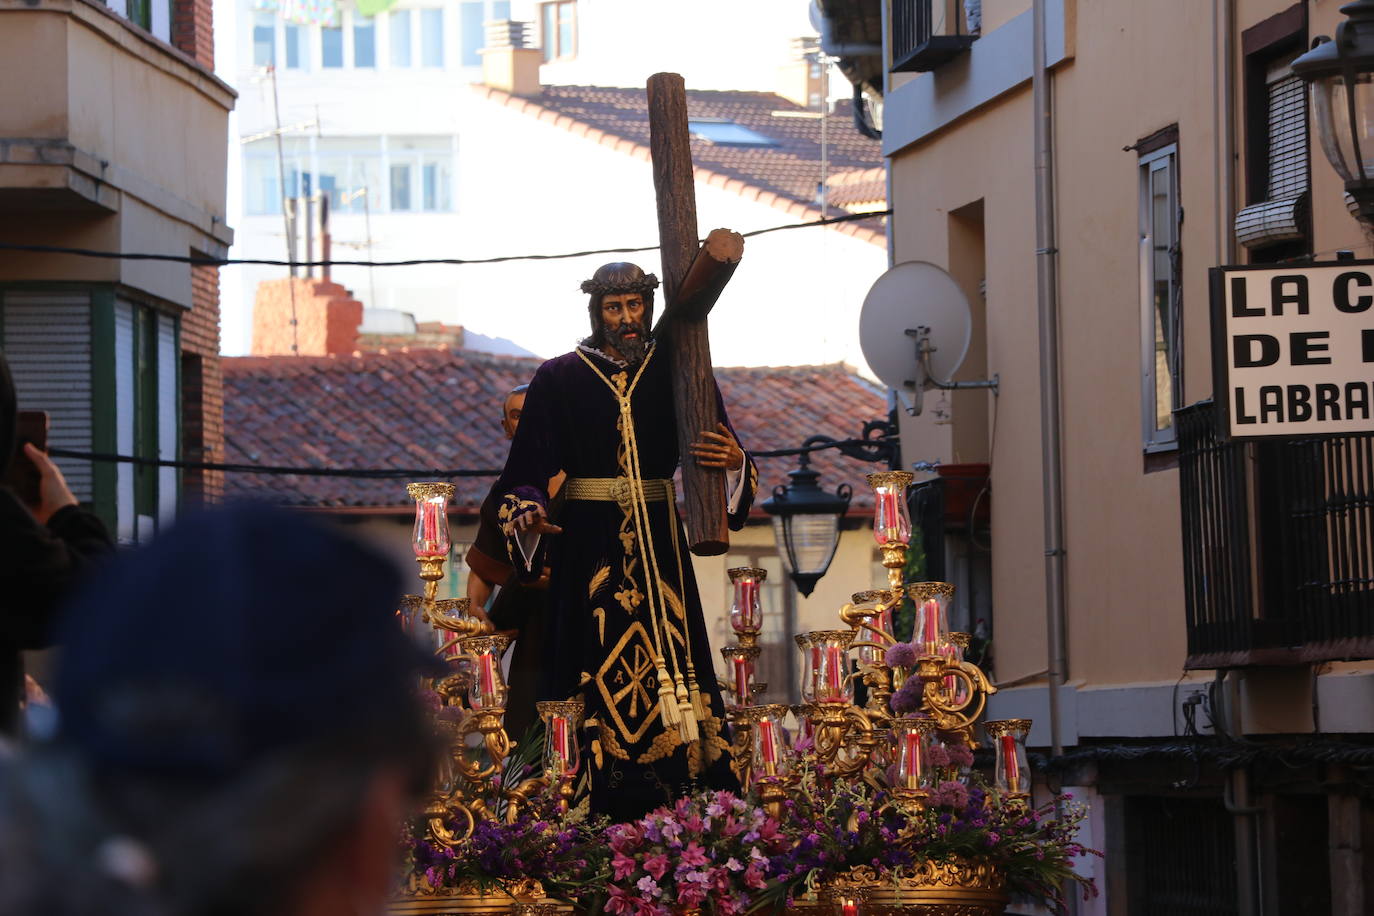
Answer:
494, 343, 757, 822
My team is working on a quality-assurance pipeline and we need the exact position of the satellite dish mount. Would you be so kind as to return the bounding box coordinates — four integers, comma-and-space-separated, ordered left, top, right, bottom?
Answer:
902, 325, 999, 416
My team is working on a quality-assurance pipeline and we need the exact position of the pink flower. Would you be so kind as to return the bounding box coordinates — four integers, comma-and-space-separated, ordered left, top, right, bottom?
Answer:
605, 887, 634, 914
678, 882, 707, 907
611, 850, 639, 881
720, 815, 743, 837
743, 864, 767, 890
926, 743, 951, 768
680, 841, 708, 868
643, 853, 670, 881
636, 875, 661, 898
611, 823, 644, 852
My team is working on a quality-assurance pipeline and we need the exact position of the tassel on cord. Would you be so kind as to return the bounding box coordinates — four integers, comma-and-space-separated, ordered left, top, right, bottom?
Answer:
690, 683, 708, 721
675, 675, 699, 742
657, 662, 681, 727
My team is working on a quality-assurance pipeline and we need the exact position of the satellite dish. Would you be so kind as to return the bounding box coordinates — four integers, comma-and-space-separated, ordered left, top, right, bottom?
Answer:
860, 261, 975, 415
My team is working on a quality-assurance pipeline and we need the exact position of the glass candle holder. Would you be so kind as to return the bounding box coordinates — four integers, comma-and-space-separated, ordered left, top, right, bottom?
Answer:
408, 482, 454, 558
749, 704, 791, 779
536, 699, 584, 778
848, 589, 893, 664
940, 632, 972, 706
985, 718, 1032, 797
462, 635, 510, 711
908, 582, 955, 657
430, 598, 473, 662
806, 630, 855, 705
795, 633, 819, 703
727, 566, 766, 644
891, 716, 938, 792
867, 470, 914, 546
396, 594, 426, 641
790, 704, 816, 746
720, 645, 760, 707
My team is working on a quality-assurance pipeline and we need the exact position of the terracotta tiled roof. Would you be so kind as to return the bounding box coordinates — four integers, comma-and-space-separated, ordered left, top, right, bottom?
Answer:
222, 349, 888, 513
475, 85, 887, 248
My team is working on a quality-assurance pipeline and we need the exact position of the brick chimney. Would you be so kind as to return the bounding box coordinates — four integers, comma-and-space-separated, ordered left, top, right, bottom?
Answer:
481, 19, 542, 96
252, 278, 364, 356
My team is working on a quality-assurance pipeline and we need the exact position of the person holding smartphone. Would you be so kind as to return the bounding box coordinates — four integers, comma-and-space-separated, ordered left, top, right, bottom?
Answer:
0, 353, 112, 739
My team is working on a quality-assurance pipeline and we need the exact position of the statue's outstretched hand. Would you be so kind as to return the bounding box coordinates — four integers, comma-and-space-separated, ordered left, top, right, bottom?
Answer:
690, 422, 744, 470
513, 503, 562, 536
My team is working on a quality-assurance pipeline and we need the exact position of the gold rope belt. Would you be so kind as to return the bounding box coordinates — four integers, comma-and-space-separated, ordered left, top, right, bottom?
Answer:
562, 476, 674, 506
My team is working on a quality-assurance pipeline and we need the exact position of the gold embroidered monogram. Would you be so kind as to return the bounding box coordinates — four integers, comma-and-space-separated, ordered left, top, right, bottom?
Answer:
595, 622, 660, 745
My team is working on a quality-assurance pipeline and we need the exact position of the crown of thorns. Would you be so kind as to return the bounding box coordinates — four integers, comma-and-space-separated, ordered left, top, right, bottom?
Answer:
580, 274, 661, 296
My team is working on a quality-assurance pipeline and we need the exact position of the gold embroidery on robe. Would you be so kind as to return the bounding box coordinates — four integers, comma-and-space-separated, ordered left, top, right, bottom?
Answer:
595, 622, 659, 745
588, 563, 611, 600
598, 721, 630, 761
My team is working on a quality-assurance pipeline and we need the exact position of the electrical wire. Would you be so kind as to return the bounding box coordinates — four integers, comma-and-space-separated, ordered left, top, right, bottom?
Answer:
0, 210, 891, 270
47, 434, 897, 480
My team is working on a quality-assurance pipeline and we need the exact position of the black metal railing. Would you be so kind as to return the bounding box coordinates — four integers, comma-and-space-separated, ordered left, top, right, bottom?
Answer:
1178, 400, 1374, 666
891, 0, 935, 62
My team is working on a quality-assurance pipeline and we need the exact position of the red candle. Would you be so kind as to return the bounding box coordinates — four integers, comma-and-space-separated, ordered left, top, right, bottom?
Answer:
415, 501, 447, 557
922, 600, 940, 652
478, 653, 497, 704
758, 718, 778, 767
874, 489, 899, 545
842, 899, 858, 916
1001, 734, 1020, 790
552, 714, 569, 770
823, 646, 843, 699
904, 731, 922, 788
732, 656, 750, 704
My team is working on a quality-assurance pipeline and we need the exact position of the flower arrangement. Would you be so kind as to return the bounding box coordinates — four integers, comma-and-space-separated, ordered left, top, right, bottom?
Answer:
603, 790, 794, 916
759, 768, 1098, 915
407, 794, 610, 904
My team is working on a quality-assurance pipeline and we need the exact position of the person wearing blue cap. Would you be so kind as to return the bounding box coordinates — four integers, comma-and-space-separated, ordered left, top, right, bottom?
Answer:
0, 503, 440, 916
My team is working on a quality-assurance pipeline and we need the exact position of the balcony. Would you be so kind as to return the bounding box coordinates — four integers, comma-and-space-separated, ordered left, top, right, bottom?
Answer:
890, 0, 977, 73
1178, 400, 1374, 667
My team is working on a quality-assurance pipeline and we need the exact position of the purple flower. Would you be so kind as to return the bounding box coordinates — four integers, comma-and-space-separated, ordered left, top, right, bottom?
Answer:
890, 679, 924, 714
885, 642, 918, 668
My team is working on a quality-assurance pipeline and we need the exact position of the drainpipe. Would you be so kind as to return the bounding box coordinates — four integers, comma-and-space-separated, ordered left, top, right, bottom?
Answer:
1032, 0, 1067, 757
1222, 670, 1263, 916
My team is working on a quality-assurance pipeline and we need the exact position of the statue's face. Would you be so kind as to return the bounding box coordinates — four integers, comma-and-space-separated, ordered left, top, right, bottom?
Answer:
599, 292, 646, 335
501, 392, 526, 439
599, 292, 649, 363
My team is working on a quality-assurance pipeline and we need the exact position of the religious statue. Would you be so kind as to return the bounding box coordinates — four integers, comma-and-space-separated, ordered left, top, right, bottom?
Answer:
494, 262, 758, 822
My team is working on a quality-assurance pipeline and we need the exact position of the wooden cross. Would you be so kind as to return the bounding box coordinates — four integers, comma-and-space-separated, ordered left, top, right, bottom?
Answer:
646, 72, 745, 557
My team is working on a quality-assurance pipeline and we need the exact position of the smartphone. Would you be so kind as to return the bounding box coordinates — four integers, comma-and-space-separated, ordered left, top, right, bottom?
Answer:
4, 410, 49, 508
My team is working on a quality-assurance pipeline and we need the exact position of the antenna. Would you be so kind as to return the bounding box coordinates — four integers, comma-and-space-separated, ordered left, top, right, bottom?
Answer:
858, 261, 999, 416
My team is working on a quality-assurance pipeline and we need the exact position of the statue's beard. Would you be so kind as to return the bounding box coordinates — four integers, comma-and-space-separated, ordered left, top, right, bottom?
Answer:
606, 322, 649, 365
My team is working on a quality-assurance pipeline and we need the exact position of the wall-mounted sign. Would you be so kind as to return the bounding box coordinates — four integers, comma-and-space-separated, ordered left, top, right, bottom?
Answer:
1210, 260, 1374, 438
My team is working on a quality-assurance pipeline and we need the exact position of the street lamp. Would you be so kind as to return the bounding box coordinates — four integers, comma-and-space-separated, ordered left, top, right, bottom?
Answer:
762, 436, 854, 597
1294, 1, 1374, 225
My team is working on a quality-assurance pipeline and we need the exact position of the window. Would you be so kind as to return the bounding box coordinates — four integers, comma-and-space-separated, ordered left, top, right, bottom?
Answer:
420, 8, 445, 66
354, 15, 377, 67
1237, 46, 1311, 259
245, 136, 451, 216
390, 137, 454, 212
284, 22, 305, 69
390, 10, 412, 66
1139, 138, 1181, 451
253, 11, 277, 66
461, 1, 484, 66
322, 25, 344, 67
540, 0, 575, 61
127, 0, 152, 30
688, 119, 778, 147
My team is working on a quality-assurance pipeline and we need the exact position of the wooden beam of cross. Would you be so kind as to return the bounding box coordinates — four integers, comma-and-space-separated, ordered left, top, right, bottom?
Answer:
646, 72, 745, 557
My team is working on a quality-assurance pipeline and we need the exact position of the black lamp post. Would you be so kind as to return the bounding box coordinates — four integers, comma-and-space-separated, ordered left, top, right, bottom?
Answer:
761, 436, 854, 597
1294, 1, 1374, 225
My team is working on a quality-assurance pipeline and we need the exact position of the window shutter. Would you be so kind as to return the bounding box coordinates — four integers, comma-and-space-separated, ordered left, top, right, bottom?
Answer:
1, 291, 95, 502
1236, 69, 1310, 249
